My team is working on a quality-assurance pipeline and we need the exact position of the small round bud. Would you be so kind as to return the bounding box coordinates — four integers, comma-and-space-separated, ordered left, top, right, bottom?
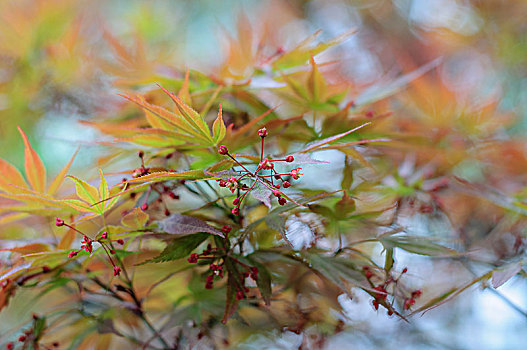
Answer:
55, 217, 65, 227
278, 197, 287, 206
7, 342, 14, 350
273, 184, 280, 189
138, 150, 144, 158
113, 266, 121, 276
222, 225, 232, 234
258, 127, 268, 138
232, 207, 240, 216
282, 181, 291, 188
101, 232, 108, 239
164, 209, 170, 216
285, 155, 294, 162
232, 197, 240, 205
141, 203, 148, 211
110, 249, 116, 254
18, 335, 26, 342
272, 190, 281, 198
117, 239, 124, 245
218, 145, 228, 155
188, 253, 199, 263
68, 250, 78, 258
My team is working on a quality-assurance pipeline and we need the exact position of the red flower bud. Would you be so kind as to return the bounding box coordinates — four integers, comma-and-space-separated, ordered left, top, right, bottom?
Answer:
68, 250, 78, 258
113, 266, 121, 276
218, 145, 228, 155
168, 192, 178, 199
272, 190, 281, 197
188, 253, 199, 263
164, 209, 170, 216
222, 225, 232, 234
282, 181, 291, 188
273, 184, 280, 189
55, 217, 65, 227
258, 127, 268, 138
412, 290, 422, 298
138, 150, 144, 158
232, 197, 240, 205
110, 249, 115, 254
101, 232, 108, 239
7, 342, 14, 350
117, 239, 124, 245
219, 180, 227, 187
278, 197, 287, 206
232, 207, 240, 216
141, 203, 148, 211
404, 298, 416, 310
18, 335, 26, 342
285, 155, 294, 162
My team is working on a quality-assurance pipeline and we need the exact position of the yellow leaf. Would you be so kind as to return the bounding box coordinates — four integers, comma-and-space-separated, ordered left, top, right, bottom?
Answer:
121, 207, 149, 228
178, 68, 192, 105
67, 176, 99, 205
17, 126, 46, 192
157, 84, 212, 142
212, 103, 226, 145
48, 148, 78, 196
307, 56, 327, 103
0, 158, 28, 193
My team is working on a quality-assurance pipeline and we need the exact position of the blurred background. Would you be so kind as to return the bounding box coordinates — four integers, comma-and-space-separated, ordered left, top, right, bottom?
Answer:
1, 0, 527, 348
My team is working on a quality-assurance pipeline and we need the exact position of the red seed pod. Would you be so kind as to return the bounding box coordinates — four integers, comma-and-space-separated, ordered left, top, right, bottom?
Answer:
55, 217, 65, 227
232, 197, 240, 205
117, 239, 124, 245
278, 197, 287, 206
110, 249, 116, 254
282, 181, 291, 188
232, 207, 240, 216
285, 155, 294, 162
218, 145, 228, 155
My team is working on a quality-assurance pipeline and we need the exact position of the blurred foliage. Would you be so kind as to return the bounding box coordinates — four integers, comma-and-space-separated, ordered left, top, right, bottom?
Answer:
1, 0, 527, 349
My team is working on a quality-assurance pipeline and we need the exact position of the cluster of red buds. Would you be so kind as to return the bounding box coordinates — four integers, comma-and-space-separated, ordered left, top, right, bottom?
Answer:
187, 243, 225, 290
217, 127, 302, 216
120, 151, 180, 215
187, 225, 259, 299
5, 314, 59, 350
363, 266, 422, 315
56, 218, 124, 276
